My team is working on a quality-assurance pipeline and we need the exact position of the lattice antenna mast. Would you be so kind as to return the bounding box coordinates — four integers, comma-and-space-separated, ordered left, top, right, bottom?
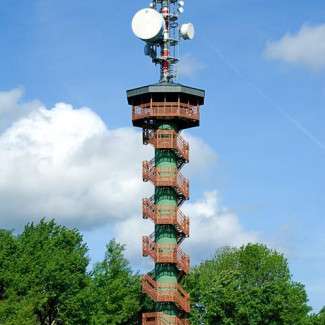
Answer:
132, 0, 195, 83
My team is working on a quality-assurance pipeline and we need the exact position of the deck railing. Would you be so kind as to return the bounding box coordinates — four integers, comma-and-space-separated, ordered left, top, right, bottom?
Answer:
132, 102, 200, 122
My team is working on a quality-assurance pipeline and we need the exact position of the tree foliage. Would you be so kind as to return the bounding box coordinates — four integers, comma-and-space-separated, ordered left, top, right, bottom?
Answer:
0, 220, 91, 324
310, 307, 325, 325
185, 244, 313, 325
319, 308, 325, 324
90, 240, 141, 324
0, 222, 323, 325
0, 220, 142, 324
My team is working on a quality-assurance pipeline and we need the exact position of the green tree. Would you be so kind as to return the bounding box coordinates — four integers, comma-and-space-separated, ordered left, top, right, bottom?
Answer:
185, 244, 312, 325
310, 307, 325, 325
319, 308, 325, 324
0, 219, 92, 324
0, 230, 16, 300
91, 239, 141, 325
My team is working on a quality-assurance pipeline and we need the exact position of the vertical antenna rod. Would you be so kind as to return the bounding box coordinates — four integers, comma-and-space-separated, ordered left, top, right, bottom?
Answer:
161, 0, 171, 82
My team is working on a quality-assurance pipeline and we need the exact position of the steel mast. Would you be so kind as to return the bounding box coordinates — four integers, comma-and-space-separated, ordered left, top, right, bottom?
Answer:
127, 1, 205, 324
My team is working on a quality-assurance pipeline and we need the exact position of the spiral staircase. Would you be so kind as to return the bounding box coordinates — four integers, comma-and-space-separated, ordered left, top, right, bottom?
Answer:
127, 84, 205, 325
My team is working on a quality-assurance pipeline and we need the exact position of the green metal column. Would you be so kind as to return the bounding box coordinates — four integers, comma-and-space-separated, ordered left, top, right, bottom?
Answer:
155, 123, 178, 316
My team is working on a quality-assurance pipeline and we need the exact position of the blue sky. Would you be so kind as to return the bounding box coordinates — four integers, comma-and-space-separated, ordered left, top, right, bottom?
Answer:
0, 0, 324, 312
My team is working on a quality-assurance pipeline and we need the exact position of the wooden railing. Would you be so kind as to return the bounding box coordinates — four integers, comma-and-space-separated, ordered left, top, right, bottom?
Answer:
142, 198, 190, 236
142, 236, 190, 274
143, 129, 189, 162
132, 102, 199, 122
142, 275, 190, 313
143, 161, 189, 199
177, 247, 190, 274
142, 312, 190, 325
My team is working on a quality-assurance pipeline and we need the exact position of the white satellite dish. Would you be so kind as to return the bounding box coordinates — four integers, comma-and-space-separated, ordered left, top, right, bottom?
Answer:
132, 8, 164, 42
178, 7, 184, 14
180, 23, 195, 40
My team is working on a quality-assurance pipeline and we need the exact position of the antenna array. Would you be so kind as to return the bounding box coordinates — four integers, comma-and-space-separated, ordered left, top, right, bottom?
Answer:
132, 0, 194, 83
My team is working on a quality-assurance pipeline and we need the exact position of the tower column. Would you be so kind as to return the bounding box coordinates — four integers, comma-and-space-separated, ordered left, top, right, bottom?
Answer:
155, 123, 178, 317
127, 86, 205, 325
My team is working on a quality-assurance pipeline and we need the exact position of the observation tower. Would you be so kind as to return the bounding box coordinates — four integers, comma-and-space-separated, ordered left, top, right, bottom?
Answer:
127, 1, 205, 324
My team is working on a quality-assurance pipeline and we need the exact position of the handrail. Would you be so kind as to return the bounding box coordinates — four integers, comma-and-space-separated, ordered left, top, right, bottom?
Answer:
142, 275, 190, 312
132, 102, 200, 123
143, 198, 156, 220
142, 199, 190, 237
143, 161, 189, 199
142, 238, 190, 274
143, 129, 189, 162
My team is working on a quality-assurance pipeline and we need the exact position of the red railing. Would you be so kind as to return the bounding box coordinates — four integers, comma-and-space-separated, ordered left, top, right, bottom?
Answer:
142, 198, 190, 236
143, 236, 190, 274
142, 312, 190, 325
142, 275, 190, 313
132, 102, 200, 122
143, 129, 189, 162
143, 161, 189, 199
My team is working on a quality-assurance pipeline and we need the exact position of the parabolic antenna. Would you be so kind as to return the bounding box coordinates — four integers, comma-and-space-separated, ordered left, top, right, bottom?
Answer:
132, 8, 164, 42
180, 23, 195, 40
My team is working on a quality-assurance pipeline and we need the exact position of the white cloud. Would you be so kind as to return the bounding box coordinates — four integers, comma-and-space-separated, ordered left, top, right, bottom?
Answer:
0, 88, 41, 131
0, 90, 256, 269
265, 24, 325, 70
183, 191, 257, 263
0, 101, 149, 229
0, 89, 255, 266
177, 54, 205, 78
0, 89, 216, 231
114, 214, 153, 271
116, 191, 257, 267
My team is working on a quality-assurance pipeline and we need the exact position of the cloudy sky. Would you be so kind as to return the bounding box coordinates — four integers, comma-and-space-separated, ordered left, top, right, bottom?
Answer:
1, 0, 325, 312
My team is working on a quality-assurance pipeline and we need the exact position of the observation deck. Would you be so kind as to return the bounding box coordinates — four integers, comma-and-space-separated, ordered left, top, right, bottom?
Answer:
127, 83, 205, 130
